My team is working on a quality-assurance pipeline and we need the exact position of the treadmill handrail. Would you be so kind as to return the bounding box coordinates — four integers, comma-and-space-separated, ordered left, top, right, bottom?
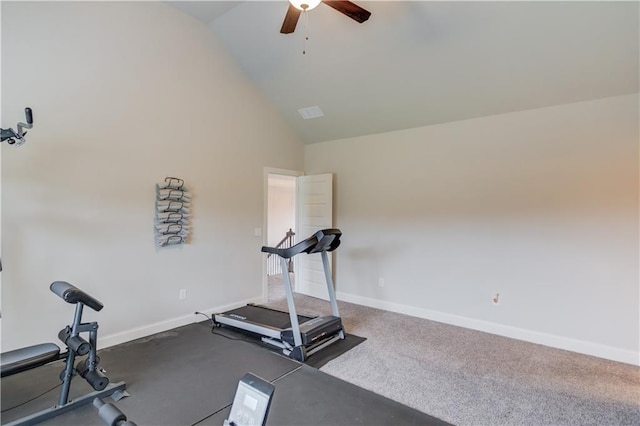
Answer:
261, 228, 342, 259
261, 236, 318, 259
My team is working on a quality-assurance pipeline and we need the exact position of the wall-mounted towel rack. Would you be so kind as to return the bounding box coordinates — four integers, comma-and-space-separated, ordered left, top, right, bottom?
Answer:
155, 177, 191, 247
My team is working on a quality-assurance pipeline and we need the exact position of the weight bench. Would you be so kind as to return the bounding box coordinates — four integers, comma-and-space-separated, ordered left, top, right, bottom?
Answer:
1, 281, 127, 426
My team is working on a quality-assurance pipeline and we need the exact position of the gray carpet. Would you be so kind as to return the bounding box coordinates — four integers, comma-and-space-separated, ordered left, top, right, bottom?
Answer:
267, 274, 640, 425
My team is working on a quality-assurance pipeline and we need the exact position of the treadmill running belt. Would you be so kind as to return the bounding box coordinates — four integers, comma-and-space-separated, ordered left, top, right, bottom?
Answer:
224, 305, 313, 330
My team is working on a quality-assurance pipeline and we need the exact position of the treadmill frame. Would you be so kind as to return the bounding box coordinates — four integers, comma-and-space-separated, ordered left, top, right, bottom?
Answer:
214, 230, 344, 361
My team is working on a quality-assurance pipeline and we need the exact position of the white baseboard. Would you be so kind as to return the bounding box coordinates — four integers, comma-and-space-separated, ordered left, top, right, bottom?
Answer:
98, 296, 262, 350
336, 291, 640, 366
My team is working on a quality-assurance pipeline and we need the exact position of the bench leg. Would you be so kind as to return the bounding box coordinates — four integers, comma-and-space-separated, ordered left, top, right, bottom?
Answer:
3, 381, 127, 426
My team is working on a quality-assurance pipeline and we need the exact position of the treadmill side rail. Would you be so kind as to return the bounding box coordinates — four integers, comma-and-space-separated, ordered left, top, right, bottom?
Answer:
214, 314, 282, 340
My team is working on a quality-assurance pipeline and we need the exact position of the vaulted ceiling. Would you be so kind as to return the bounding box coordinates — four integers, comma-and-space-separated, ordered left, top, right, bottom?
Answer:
167, 1, 639, 144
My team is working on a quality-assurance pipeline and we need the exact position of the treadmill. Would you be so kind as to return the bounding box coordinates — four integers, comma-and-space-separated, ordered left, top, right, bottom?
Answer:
214, 229, 345, 361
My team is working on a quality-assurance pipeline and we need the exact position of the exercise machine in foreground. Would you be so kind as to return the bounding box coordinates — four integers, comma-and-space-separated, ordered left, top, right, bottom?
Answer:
214, 228, 344, 362
224, 373, 275, 426
1, 281, 127, 426
1, 107, 33, 147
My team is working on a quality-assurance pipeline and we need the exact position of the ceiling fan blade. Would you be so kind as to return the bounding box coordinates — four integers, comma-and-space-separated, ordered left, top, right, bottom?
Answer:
322, 1, 371, 23
280, 3, 302, 34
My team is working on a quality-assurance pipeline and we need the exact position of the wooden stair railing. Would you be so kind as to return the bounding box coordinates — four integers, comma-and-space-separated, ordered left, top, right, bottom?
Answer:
267, 229, 295, 276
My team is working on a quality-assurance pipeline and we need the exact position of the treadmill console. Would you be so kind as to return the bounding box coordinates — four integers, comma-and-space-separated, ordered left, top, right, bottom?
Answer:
224, 373, 275, 426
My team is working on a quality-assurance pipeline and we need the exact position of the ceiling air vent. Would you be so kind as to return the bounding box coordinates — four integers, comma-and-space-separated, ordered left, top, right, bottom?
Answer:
297, 106, 324, 119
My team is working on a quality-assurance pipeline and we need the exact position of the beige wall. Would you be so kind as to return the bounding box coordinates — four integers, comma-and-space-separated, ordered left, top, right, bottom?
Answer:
1, 2, 303, 350
305, 94, 639, 364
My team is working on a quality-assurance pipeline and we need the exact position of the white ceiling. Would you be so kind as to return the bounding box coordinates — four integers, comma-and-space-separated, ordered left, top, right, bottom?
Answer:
166, 1, 639, 144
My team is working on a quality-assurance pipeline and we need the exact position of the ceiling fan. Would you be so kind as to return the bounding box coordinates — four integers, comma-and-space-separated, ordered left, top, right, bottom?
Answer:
280, 0, 371, 34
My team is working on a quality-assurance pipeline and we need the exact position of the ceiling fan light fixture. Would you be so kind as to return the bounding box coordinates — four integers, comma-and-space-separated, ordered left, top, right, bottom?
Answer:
289, 0, 321, 11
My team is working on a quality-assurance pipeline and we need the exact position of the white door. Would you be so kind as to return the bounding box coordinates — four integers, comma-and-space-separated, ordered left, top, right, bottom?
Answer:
295, 173, 333, 300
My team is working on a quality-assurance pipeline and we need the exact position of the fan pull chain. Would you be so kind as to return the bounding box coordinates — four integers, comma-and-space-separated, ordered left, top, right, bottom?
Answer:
302, 9, 309, 55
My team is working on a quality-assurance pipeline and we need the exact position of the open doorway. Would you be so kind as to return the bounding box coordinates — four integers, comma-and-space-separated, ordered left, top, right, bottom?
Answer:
264, 170, 334, 303
266, 171, 299, 303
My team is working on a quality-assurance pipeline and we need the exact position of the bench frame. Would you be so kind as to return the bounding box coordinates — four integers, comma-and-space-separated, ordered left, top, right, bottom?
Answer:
1, 281, 127, 426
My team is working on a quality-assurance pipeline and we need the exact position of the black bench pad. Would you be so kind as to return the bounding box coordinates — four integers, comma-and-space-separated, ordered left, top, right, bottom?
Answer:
1, 343, 60, 377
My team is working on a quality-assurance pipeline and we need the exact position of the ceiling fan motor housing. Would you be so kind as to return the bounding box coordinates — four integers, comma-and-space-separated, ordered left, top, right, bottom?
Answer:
290, 0, 321, 11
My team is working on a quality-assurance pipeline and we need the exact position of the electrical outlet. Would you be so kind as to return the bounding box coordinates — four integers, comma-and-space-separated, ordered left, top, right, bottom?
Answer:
378, 277, 385, 288
179, 289, 187, 300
